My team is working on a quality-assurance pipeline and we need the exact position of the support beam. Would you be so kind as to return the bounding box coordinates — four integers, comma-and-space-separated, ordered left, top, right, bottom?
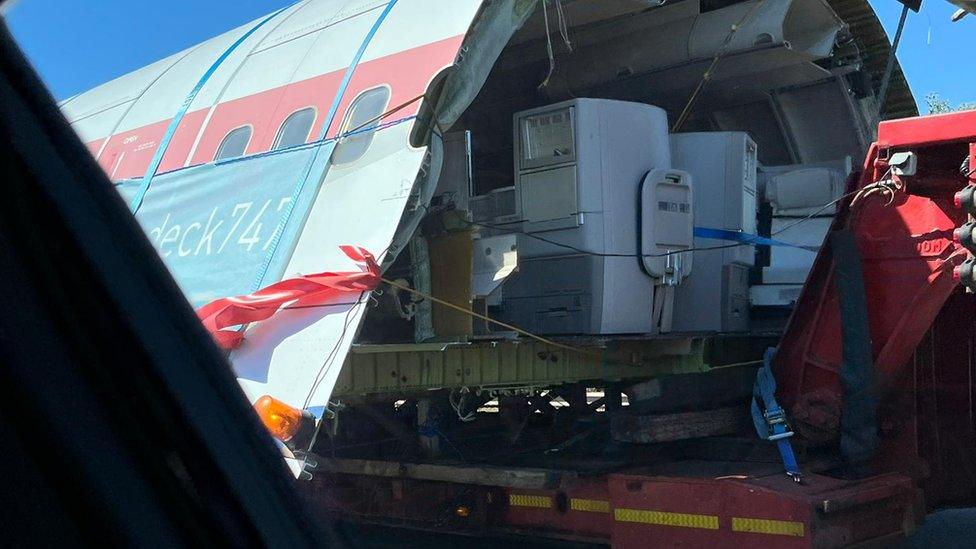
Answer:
417, 398, 440, 459
611, 405, 746, 443
877, 3, 910, 118
316, 458, 578, 490
336, 338, 707, 397
605, 387, 623, 414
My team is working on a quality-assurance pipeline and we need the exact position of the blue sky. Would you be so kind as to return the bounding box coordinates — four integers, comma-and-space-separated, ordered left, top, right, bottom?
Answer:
4, 0, 974, 109
869, 0, 975, 109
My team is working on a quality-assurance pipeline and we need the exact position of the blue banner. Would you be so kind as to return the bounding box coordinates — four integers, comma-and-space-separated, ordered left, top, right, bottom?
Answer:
117, 142, 335, 307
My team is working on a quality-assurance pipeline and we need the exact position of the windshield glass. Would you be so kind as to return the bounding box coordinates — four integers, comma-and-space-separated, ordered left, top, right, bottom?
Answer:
5, 0, 975, 546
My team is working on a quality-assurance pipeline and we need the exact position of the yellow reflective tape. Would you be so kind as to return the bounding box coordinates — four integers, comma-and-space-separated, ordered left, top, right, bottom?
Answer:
614, 508, 719, 530
509, 494, 552, 509
570, 498, 611, 513
732, 517, 805, 537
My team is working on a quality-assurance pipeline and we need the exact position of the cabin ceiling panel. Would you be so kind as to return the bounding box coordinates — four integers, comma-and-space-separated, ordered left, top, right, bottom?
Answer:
711, 101, 794, 165
776, 79, 865, 163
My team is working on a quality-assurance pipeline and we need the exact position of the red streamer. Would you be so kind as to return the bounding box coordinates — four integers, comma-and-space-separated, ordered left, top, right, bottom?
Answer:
197, 246, 380, 350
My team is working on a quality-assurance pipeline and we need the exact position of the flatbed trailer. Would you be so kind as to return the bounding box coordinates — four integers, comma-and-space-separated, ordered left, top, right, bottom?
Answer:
294, 109, 976, 548
303, 457, 917, 547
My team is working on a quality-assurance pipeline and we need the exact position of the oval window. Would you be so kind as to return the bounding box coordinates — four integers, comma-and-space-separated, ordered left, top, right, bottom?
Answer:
272, 108, 316, 151
331, 87, 390, 165
214, 126, 252, 161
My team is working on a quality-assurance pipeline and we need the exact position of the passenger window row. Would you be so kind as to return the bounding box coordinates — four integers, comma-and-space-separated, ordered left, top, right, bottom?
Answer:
212, 86, 391, 164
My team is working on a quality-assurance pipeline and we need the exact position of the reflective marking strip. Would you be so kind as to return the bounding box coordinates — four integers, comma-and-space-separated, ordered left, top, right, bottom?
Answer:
732, 517, 805, 537
509, 494, 552, 509
614, 508, 719, 530
571, 498, 611, 513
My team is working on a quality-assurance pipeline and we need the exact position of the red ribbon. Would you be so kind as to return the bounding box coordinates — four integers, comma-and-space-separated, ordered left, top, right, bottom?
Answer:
196, 246, 380, 350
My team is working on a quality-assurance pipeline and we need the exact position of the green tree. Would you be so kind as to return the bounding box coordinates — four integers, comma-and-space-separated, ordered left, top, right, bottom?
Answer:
925, 92, 976, 114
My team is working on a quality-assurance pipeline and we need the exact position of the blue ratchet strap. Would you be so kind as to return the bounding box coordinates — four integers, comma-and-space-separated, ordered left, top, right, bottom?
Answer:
752, 348, 803, 482
418, 418, 439, 438
129, 7, 288, 214
249, 0, 399, 292
318, 0, 399, 137
694, 227, 818, 251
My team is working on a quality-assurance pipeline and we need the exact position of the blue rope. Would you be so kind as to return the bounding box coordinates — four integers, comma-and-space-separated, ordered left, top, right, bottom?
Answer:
318, 0, 399, 141
249, 0, 399, 292
129, 7, 288, 214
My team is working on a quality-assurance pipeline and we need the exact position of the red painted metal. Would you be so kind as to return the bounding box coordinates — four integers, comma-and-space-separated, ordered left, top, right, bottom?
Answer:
303, 467, 918, 547
772, 111, 975, 442
89, 36, 463, 180
606, 473, 914, 548
878, 290, 976, 508
877, 110, 976, 148
500, 483, 613, 542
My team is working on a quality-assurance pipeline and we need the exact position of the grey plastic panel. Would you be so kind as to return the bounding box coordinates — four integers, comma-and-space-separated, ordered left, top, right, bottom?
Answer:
500, 255, 598, 335
721, 263, 751, 332
520, 165, 579, 225
670, 132, 758, 333
501, 98, 673, 335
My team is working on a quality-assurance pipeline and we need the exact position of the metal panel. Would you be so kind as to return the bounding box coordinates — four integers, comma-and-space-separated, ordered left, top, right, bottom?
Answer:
115, 18, 278, 133
520, 165, 578, 223
824, 0, 917, 120
776, 81, 866, 163
333, 339, 706, 396
66, 0, 483, 176
62, 49, 191, 124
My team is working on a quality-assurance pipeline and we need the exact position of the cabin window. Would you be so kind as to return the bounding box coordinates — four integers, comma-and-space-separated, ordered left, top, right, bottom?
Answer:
272, 108, 316, 151
331, 87, 390, 165
214, 126, 252, 161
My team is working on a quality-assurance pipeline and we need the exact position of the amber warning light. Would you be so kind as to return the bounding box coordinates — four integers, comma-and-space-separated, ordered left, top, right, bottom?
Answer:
253, 395, 315, 446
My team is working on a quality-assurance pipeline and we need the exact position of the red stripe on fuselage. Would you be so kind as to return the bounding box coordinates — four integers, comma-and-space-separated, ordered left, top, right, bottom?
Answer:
91, 35, 463, 180
85, 138, 105, 157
